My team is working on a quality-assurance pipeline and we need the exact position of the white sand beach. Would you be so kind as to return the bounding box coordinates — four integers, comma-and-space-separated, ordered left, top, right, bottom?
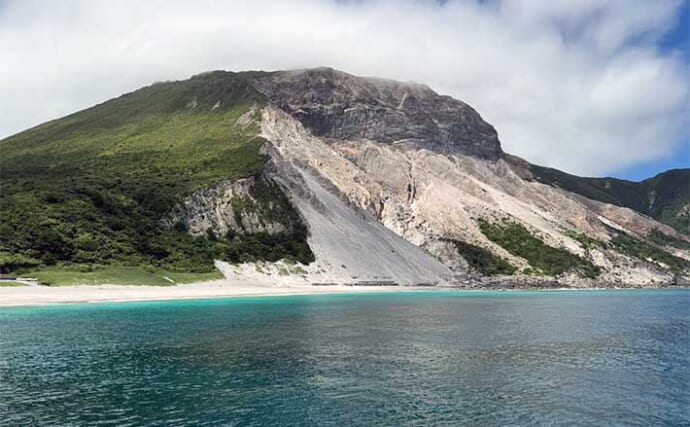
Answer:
0, 279, 404, 307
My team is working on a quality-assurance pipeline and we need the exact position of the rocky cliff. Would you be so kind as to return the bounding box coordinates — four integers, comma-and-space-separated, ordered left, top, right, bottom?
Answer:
251, 68, 689, 286
168, 177, 296, 238
253, 68, 503, 160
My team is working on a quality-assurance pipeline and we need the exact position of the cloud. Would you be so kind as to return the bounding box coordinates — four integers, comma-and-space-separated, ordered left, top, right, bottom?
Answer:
0, 0, 687, 176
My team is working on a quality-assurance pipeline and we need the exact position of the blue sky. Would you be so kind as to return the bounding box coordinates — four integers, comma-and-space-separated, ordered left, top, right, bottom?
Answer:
0, 0, 688, 181
618, 0, 689, 181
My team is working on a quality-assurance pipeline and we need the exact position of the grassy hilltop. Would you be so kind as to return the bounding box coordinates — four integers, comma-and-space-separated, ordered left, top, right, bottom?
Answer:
0, 71, 311, 283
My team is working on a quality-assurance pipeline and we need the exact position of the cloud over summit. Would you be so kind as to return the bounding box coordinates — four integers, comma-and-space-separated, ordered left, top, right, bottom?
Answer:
1, 0, 687, 176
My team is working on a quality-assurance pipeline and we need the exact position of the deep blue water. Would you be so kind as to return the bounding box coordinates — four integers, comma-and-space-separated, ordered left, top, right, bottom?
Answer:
0, 290, 688, 426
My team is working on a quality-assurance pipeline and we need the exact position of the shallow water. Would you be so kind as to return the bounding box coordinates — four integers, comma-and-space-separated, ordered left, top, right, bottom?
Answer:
0, 289, 688, 426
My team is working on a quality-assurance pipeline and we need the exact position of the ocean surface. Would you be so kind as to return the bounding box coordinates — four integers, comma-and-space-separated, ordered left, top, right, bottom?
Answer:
0, 290, 688, 426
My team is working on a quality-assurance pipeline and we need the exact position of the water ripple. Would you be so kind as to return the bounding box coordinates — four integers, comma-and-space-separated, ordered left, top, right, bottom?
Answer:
0, 290, 688, 426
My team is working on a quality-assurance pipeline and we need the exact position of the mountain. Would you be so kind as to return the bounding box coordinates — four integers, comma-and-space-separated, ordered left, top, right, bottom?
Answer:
1, 67, 688, 286
525, 165, 689, 234
0, 71, 313, 277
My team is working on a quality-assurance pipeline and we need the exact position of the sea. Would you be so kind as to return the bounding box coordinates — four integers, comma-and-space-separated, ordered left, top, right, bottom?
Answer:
0, 289, 688, 426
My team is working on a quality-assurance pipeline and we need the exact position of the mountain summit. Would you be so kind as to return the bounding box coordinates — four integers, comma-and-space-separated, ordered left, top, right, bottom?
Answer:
1, 68, 688, 286
254, 68, 504, 160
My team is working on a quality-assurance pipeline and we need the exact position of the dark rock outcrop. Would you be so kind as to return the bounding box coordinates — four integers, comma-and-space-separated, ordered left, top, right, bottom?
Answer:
253, 68, 504, 160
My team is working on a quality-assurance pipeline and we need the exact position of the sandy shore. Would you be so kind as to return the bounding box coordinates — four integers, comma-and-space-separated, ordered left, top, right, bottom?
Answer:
0, 280, 409, 307
2, 273, 683, 307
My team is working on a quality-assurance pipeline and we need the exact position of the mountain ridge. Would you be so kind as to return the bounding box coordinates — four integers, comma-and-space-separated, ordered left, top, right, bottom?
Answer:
524, 163, 689, 233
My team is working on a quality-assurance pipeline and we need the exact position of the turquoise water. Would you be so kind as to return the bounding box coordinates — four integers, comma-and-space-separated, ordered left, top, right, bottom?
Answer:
0, 290, 688, 426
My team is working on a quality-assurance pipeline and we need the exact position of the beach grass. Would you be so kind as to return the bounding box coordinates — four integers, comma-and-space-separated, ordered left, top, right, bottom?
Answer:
0, 281, 26, 287
27, 266, 223, 286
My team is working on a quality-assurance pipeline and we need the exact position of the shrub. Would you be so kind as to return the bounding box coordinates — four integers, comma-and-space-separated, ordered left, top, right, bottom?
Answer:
443, 239, 515, 276
648, 228, 690, 251
478, 219, 600, 278
0, 252, 41, 274
610, 232, 689, 273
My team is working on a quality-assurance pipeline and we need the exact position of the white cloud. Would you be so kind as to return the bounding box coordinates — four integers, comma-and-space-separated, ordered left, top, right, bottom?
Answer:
0, 0, 687, 176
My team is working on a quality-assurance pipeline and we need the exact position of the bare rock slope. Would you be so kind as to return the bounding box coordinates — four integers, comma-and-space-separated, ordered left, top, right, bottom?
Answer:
263, 115, 454, 285
250, 68, 689, 287
166, 68, 688, 287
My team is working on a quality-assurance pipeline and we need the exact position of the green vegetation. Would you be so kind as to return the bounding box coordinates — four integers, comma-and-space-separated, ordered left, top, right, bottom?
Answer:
527, 164, 690, 234
25, 265, 223, 287
563, 229, 601, 251
291, 265, 307, 275
0, 252, 41, 274
609, 232, 689, 273
648, 228, 690, 251
478, 220, 600, 278
443, 238, 516, 275
0, 70, 312, 279
223, 228, 313, 265
0, 281, 25, 287
220, 179, 314, 265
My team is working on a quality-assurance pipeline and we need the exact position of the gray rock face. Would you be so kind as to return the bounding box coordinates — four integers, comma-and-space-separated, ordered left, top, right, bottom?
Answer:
253, 68, 503, 160
167, 177, 300, 238
265, 144, 455, 285
259, 104, 690, 286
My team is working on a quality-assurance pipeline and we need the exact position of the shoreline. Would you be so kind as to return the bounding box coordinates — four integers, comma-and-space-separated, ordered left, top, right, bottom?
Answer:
0, 280, 408, 308
0, 278, 686, 308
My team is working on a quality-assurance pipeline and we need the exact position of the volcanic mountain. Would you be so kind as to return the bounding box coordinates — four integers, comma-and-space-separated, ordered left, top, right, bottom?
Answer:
1, 68, 688, 286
